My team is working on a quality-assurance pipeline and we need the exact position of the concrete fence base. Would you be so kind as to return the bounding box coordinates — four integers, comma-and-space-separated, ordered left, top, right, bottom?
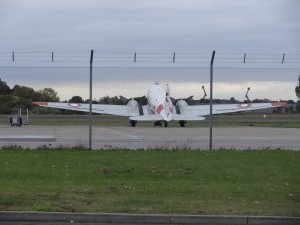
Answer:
0, 211, 299, 224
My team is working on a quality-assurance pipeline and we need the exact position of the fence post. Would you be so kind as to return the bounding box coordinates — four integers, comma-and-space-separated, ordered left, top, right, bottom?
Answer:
209, 50, 215, 150
89, 50, 94, 150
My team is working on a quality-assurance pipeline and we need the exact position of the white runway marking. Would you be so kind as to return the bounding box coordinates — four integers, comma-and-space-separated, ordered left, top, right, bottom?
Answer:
0, 135, 56, 141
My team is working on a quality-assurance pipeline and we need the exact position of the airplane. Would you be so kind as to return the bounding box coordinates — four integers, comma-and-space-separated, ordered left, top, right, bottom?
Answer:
32, 82, 287, 127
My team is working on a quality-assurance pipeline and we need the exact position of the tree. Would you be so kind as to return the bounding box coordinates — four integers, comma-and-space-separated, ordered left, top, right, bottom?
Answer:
0, 95, 14, 114
0, 82, 61, 114
98, 96, 124, 105
69, 96, 84, 103
38, 88, 60, 102
230, 97, 238, 103
11, 85, 37, 110
12, 85, 35, 98
99, 96, 111, 104
214, 99, 221, 104
296, 102, 300, 111
0, 79, 11, 95
252, 98, 271, 103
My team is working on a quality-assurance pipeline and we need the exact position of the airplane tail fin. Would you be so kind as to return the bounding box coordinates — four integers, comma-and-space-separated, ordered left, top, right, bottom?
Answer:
159, 109, 172, 121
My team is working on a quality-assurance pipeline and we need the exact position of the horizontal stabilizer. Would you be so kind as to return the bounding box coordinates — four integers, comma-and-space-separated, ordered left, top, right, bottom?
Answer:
172, 115, 206, 121
129, 115, 163, 121
130, 114, 206, 121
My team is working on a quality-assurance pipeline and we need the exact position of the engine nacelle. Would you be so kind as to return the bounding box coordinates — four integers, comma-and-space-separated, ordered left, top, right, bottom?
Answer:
126, 98, 139, 109
174, 99, 188, 115
175, 99, 188, 109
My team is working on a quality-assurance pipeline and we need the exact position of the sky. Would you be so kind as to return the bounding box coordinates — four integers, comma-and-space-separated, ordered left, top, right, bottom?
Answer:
0, 0, 300, 101
1, 0, 300, 52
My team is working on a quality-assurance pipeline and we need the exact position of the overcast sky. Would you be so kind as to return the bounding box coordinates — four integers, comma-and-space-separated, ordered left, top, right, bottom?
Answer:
1, 0, 299, 53
0, 0, 299, 101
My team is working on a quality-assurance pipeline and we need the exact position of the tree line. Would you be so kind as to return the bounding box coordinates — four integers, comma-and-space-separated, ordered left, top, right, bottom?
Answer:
0, 79, 127, 115
0, 79, 60, 114
0, 79, 297, 115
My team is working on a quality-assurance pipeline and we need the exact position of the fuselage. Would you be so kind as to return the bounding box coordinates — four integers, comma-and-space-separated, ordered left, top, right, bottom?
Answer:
147, 83, 174, 121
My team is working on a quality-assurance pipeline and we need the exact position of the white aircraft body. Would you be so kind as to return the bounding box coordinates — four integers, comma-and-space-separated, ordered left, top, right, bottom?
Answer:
33, 82, 286, 127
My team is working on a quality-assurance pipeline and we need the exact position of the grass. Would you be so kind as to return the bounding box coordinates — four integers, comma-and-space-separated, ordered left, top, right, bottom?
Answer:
0, 149, 299, 216
1, 113, 300, 128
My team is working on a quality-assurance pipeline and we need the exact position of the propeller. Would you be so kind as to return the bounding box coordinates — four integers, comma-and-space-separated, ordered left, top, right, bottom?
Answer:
245, 87, 251, 103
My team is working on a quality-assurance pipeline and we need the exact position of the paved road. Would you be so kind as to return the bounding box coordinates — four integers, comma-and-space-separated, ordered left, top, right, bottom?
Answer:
0, 125, 299, 150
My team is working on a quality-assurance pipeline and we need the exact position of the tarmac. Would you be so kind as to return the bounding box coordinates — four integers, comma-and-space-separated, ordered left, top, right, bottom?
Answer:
0, 125, 299, 150
0, 211, 299, 225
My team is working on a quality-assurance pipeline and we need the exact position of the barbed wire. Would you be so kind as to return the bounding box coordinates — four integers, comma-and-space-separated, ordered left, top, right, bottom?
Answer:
0, 51, 299, 64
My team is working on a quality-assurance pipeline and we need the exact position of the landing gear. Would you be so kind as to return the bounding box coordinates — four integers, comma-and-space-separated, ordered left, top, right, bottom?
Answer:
129, 120, 137, 127
179, 120, 186, 127
154, 121, 162, 127
154, 121, 168, 127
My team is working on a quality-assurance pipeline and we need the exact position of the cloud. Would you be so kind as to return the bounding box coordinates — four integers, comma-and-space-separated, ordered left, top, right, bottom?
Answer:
0, 0, 299, 103
0, 0, 299, 52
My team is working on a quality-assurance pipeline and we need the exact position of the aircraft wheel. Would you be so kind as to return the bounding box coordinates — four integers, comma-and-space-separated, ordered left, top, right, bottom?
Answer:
179, 120, 186, 127
164, 121, 168, 127
154, 121, 162, 127
130, 120, 137, 127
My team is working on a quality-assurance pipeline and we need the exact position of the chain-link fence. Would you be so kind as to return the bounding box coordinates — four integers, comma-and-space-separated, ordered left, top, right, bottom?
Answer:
0, 52, 299, 150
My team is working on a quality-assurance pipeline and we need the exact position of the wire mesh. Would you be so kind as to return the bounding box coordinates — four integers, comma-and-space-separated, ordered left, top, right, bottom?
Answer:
0, 57, 299, 150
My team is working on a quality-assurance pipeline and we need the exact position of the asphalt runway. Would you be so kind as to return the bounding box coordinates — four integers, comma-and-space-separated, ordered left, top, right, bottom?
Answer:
0, 125, 299, 150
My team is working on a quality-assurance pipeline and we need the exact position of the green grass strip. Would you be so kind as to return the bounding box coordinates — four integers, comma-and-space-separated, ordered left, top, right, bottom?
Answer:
0, 149, 299, 216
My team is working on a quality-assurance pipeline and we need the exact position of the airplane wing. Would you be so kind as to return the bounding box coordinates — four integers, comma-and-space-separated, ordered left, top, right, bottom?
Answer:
127, 103, 284, 121
178, 102, 287, 118
33, 101, 287, 121
32, 102, 139, 117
